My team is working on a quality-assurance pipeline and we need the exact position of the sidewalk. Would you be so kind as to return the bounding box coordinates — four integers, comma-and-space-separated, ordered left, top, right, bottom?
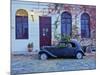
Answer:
85, 52, 96, 58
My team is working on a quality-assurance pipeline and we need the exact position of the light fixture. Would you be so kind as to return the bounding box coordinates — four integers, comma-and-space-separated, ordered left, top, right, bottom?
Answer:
31, 14, 34, 22
30, 10, 34, 22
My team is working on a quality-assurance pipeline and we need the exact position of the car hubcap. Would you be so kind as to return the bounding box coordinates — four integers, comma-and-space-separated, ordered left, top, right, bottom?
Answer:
76, 52, 83, 59
40, 53, 47, 60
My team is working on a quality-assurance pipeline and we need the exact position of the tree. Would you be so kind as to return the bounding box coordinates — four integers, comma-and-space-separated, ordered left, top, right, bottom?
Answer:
72, 25, 80, 41
53, 15, 60, 41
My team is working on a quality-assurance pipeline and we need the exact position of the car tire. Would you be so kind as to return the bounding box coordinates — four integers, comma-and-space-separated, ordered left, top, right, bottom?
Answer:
40, 53, 48, 60
76, 52, 83, 59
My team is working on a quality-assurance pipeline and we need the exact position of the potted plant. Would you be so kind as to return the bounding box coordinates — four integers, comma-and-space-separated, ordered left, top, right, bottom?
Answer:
27, 42, 33, 52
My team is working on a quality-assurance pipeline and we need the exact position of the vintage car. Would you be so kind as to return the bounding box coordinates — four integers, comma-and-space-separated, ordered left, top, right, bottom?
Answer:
38, 39, 85, 60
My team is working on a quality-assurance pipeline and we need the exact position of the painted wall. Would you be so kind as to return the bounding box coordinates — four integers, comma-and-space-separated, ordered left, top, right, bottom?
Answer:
11, 1, 40, 53
11, 0, 96, 54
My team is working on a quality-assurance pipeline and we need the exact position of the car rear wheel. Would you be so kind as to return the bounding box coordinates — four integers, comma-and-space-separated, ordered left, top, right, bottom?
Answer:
40, 53, 48, 60
76, 52, 83, 59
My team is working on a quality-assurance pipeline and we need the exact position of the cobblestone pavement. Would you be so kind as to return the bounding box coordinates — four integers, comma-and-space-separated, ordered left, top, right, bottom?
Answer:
11, 52, 96, 75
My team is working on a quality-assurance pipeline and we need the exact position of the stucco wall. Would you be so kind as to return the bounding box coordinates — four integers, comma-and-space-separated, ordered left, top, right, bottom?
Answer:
11, 1, 40, 53
11, 1, 96, 54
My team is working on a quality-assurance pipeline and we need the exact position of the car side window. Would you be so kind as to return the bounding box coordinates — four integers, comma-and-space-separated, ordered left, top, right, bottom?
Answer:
59, 43, 66, 46
57, 42, 66, 48
66, 42, 76, 48
66, 43, 72, 48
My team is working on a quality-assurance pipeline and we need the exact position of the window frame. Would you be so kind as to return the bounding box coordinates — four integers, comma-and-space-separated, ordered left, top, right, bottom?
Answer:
81, 13, 90, 38
61, 12, 72, 36
15, 9, 29, 39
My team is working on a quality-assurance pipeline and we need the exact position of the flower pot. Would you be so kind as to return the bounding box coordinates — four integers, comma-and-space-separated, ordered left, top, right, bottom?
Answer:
28, 47, 33, 52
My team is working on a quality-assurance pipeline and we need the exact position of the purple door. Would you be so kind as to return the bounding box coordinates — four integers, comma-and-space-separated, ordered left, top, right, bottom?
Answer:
39, 16, 51, 47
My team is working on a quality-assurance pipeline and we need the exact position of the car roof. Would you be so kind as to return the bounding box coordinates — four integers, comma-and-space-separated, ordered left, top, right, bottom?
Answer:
60, 39, 79, 43
70, 39, 81, 47
70, 39, 79, 43
59, 39, 81, 47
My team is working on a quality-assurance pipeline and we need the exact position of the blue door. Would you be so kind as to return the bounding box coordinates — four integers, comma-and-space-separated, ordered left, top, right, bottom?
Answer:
61, 12, 72, 36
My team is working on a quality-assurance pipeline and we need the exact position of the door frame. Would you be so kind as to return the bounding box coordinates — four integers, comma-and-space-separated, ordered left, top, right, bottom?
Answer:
39, 16, 52, 48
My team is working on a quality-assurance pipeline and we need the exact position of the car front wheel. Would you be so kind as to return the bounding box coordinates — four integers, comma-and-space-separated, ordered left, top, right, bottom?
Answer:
40, 53, 48, 60
76, 52, 83, 59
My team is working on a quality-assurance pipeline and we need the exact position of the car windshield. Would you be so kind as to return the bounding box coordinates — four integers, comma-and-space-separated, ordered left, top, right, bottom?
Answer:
56, 39, 80, 48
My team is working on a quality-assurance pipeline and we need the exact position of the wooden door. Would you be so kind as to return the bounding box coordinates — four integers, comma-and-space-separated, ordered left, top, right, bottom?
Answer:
39, 16, 51, 47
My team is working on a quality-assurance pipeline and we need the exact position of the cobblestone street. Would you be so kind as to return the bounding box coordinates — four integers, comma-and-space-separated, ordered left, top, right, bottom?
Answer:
11, 52, 96, 75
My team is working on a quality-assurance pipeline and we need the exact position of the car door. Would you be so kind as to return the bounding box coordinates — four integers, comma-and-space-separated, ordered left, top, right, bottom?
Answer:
64, 43, 75, 57
55, 47, 67, 57
49, 46, 66, 57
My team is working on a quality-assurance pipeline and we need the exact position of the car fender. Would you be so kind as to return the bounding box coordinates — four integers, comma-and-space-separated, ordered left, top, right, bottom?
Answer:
74, 50, 85, 56
39, 49, 57, 58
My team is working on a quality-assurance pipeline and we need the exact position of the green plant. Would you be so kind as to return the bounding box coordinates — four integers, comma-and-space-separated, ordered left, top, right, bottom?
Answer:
27, 42, 33, 52
61, 34, 71, 43
28, 42, 33, 48
53, 15, 60, 41
72, 25, 80, 41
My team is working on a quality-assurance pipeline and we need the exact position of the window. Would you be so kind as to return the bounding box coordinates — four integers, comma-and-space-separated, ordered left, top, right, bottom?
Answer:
16, 9, 28, 39
81, 13, 90, 38
66, 42, 76, 48
61, 12, 72, 36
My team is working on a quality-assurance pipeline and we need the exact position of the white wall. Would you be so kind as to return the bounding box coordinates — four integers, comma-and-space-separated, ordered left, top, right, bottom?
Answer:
11, 0, 92, 53
11, 1, 40, 53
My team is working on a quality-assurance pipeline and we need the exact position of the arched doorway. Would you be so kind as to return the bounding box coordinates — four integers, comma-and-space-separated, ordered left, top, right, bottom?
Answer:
15, 9, 28, 39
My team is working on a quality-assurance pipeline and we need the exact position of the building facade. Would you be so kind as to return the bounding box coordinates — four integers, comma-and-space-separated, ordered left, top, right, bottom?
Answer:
11, 0, 96, 54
